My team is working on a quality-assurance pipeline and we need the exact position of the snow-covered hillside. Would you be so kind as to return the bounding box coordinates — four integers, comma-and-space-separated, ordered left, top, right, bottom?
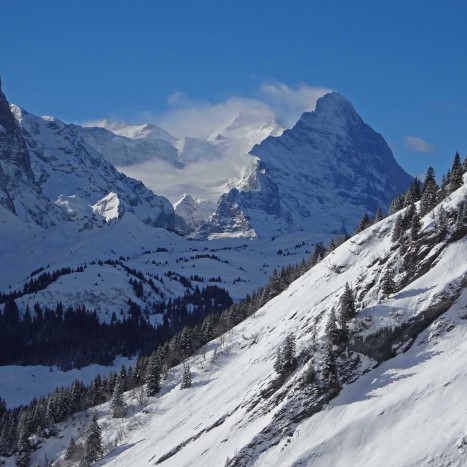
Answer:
25, 175, 466, 467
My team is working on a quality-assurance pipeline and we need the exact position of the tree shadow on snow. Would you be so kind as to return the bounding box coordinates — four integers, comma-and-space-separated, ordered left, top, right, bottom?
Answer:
393, 285, 435, 300
333, 349, 441, 406
100, 439, 144, 463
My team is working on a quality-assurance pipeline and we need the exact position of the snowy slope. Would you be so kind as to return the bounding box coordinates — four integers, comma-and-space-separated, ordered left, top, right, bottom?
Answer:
0, 205, 322, 322
32, 177, 466, 467
197, 92, 413, 239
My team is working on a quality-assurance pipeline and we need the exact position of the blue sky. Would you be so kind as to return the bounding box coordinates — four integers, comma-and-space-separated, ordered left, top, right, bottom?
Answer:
1, 0, 466, 179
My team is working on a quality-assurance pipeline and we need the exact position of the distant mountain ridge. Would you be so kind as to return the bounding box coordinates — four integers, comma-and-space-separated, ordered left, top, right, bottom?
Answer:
196, 92, 413, 239
0, 78, 175, 230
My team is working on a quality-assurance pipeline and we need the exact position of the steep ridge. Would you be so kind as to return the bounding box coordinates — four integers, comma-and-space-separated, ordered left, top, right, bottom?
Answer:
0, 79, 62, 227
35, 176, 466, 467
197, 92, 413, 239
10, 105, 175, 229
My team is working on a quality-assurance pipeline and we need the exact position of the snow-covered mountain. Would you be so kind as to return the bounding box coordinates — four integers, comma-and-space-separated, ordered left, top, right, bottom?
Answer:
25, 173, 467, 467
197, 92, 413, 239
9, 103, 175, 229
80, 114, 284, 203
173, 194, 216, 234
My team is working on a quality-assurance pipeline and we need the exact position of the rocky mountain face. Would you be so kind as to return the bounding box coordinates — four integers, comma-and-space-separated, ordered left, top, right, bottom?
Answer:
2, 90, 175, 229
197, 92, 413, 239
173, 193, 216, 234
0, 79, 62, 227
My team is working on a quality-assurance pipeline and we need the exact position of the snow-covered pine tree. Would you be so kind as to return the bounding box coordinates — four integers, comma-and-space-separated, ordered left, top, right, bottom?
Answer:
309, 242, 326, 267
83, 414, 103, 465
448, 152, 464, 194
410, 210, 421, 242
381, 268, 396, 296
373, 207, 384, 224
273, 347, 284, 375
325, 308, 340, 347
282, 334, 297, 372
181, 362, 192, 389
389, 194, 404, 215
180, 327, 192, 358
110, 373, 127, 418
456, 197, 467, 230
339, 282, 356, 324
201, 315, 215, 344
391, 216, 403, 243
146, 352, 162, 397
354, 213, 371, 234
16, 411, 31, 467
420, 167, 438, 216
436, 206, 448, 236
404, 177, 422, 207
321, 342, 338, 386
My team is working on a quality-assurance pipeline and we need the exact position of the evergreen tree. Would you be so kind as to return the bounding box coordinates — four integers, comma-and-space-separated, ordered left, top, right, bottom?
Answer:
83, 414, 103, 465
420, 167, 438, 216
456, 197, 467, 231
201, 315, 215, 344
355, 213, 371, 234
321, 342, 338, 386
110, 374, 126, 418
325, 308, 341, 347
16, 412, 31, 467
273, 334, 297, 378
373, 207, 384, 224
381, 268, 396, 296
309, 243, 326, 267
391, 216, 403, 243
273, 347, 284, 375
181, 362, 192, 389
282, 334, 297, 372
448, 152, 464, 193
410, 210, 421, 242
404, 178, 422, 207
339, 283, 356, 324
146, 353, 161, 397
389, 194, 404, 215
436, 206, 448, 236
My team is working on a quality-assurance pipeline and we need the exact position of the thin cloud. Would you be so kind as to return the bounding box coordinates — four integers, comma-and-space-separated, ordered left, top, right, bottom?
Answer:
404, 136, 434, 153
139, 82, 330, 139
260, 82, 332, 126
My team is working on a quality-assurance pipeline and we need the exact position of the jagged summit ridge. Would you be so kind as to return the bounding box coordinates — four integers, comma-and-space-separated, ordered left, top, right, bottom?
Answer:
197, 92, 413, 239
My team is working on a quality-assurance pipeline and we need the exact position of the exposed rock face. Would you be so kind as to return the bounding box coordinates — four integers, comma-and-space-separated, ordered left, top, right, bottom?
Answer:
197, 92, 413, 239
0, 78, 61, 226
173, 194, 216, 234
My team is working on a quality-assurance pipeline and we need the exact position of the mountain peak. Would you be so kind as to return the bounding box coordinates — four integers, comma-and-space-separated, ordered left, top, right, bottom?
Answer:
297, 91, 362, 134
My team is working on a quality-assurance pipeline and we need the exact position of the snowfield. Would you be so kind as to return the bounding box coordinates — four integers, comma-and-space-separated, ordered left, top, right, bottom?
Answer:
23, 179, 466, 467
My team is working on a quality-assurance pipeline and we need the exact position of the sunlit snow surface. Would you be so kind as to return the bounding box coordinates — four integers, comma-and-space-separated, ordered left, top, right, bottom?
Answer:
22, 178, 467, 467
